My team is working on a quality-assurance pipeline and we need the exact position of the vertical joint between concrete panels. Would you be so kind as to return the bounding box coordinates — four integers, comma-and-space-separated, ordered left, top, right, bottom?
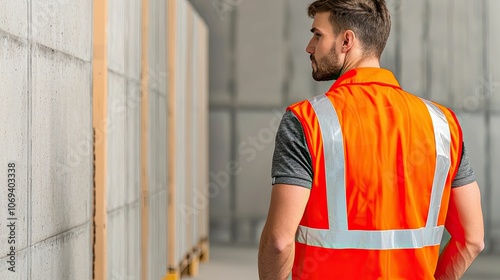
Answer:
123, 1, 131, 278
482, 0, 493, 252
423, 0, 431, 99
197, 20, 206, 247
92, 0, 109, 278
167, 0, 178, 272
186, 6, 194, 256
140, 0, 150, 279
229, 7, 238, 243
201, 20, 210, 254
27, 0, 33, 278
446, 0, 455, 106
394, 0, 402, 81
281, 0, 291, 107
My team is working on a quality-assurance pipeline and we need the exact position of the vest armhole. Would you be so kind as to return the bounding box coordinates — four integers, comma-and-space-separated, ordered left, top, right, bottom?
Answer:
446, 108, 463, 181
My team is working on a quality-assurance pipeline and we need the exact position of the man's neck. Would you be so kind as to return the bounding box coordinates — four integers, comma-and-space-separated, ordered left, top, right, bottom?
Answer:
339, 56, 381, 76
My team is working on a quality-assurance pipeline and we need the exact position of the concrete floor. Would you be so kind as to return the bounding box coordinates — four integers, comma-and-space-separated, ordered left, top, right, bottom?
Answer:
194, 246, 259, 280
194, 246, 500, 280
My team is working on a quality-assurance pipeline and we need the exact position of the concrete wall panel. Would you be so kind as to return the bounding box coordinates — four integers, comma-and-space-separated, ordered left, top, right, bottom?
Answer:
189, 0, 232, 106
0, 0, 27, 39
158, 94, 168, 192
380, 0, 399, 74
399, 0, 425, 96
126, 203, 141, 280
158, 191, 168, 278
149, 91, 159, 193
107, 0, 126, 74
489, 0, 500, 111
148, 0, 159, 89
126, 0, 142, 81
174, 0, 188, 262
427, 0, 450, 105
158, 0, 168, 94
190, 18, 200, 243
107, 72, 127, 211
491, 116, 500, 243
209, 111, 231, 219
208, 111, 231, 242
31, 46, 92, 244
0, 0, 208, 276
148, 193, 158, 280
288, 0, 316, 104
0, 247, 28, 279
235, 111, 280, 218
31, 224, 91, 280
314, 81, 333, 97
148, 192, 168, 280
0, 35, 28, 254
450, 1, 485, 112
236, 0, 284, 106
32, 0, 92, 61
126, 81, 141, 204
107, 209, 126, 280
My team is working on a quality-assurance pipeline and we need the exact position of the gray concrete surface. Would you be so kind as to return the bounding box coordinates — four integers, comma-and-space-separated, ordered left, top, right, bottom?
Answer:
1, 0, 207, 278
1, 0, 93, 278
105, 0, 171, 279
195, 246, 500, 280
195, 246, 259, 280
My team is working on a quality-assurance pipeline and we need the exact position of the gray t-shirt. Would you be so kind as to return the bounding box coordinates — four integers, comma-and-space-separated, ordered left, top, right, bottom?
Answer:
272, 111, 476, 189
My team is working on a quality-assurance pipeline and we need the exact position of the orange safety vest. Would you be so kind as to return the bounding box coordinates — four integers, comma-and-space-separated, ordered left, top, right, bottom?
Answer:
287, 68, 462, 279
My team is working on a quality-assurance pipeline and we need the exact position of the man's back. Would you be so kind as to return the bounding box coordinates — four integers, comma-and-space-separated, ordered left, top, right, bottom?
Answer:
286, 68, 462, 279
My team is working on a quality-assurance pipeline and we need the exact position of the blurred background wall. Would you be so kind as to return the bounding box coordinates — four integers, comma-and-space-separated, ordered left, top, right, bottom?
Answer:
189, 0, 500, 254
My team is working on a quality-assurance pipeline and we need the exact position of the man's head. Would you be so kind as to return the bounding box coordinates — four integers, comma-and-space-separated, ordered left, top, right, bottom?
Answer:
306, 0, 391, 81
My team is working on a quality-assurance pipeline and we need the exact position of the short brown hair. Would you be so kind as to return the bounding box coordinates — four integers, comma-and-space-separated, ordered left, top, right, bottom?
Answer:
308, 0, 391, 58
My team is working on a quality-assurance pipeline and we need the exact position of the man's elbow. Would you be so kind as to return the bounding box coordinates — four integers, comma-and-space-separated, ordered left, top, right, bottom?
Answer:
264, 234, 295, 254
466, 238, 485, 255
274, 238, 295, 254
458, 231, 485, 256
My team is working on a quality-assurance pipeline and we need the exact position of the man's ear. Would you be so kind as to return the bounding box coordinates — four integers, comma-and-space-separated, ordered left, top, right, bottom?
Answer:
341, 30, 356, 53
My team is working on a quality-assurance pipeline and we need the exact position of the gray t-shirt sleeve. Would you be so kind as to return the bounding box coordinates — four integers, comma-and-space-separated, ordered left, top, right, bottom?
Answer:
271, 111, 476, 189
271, 111, 313, 188
451, 144, 476, 187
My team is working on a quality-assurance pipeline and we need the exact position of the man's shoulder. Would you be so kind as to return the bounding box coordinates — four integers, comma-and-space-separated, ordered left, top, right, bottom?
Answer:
287, 93, 330, 111
287, 98, 310, 111
417, 96, 457, 117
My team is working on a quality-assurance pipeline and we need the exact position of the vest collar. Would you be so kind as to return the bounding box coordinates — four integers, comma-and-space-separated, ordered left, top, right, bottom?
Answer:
329, 68, 401, 91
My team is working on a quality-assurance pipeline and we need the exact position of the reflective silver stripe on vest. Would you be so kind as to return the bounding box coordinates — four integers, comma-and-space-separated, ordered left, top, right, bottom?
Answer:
296, 225, 445, 250
308, 94, 348, 231
296, 94, 451, 249
421, 99, 451, 228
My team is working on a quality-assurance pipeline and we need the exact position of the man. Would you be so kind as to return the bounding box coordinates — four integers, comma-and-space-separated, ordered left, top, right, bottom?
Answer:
258, 0, 484, 279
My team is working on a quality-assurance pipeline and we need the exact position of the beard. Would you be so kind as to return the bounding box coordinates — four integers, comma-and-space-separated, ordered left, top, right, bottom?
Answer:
311, 44, 344, 81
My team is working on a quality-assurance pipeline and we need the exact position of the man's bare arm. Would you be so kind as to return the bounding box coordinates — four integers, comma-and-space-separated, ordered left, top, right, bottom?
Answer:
435, 181, 485, 279
258, 184, 310, 280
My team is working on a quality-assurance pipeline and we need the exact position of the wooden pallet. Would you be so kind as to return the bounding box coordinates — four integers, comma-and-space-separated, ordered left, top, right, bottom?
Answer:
199, 238, 209, 263
164, 238, 209, 280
